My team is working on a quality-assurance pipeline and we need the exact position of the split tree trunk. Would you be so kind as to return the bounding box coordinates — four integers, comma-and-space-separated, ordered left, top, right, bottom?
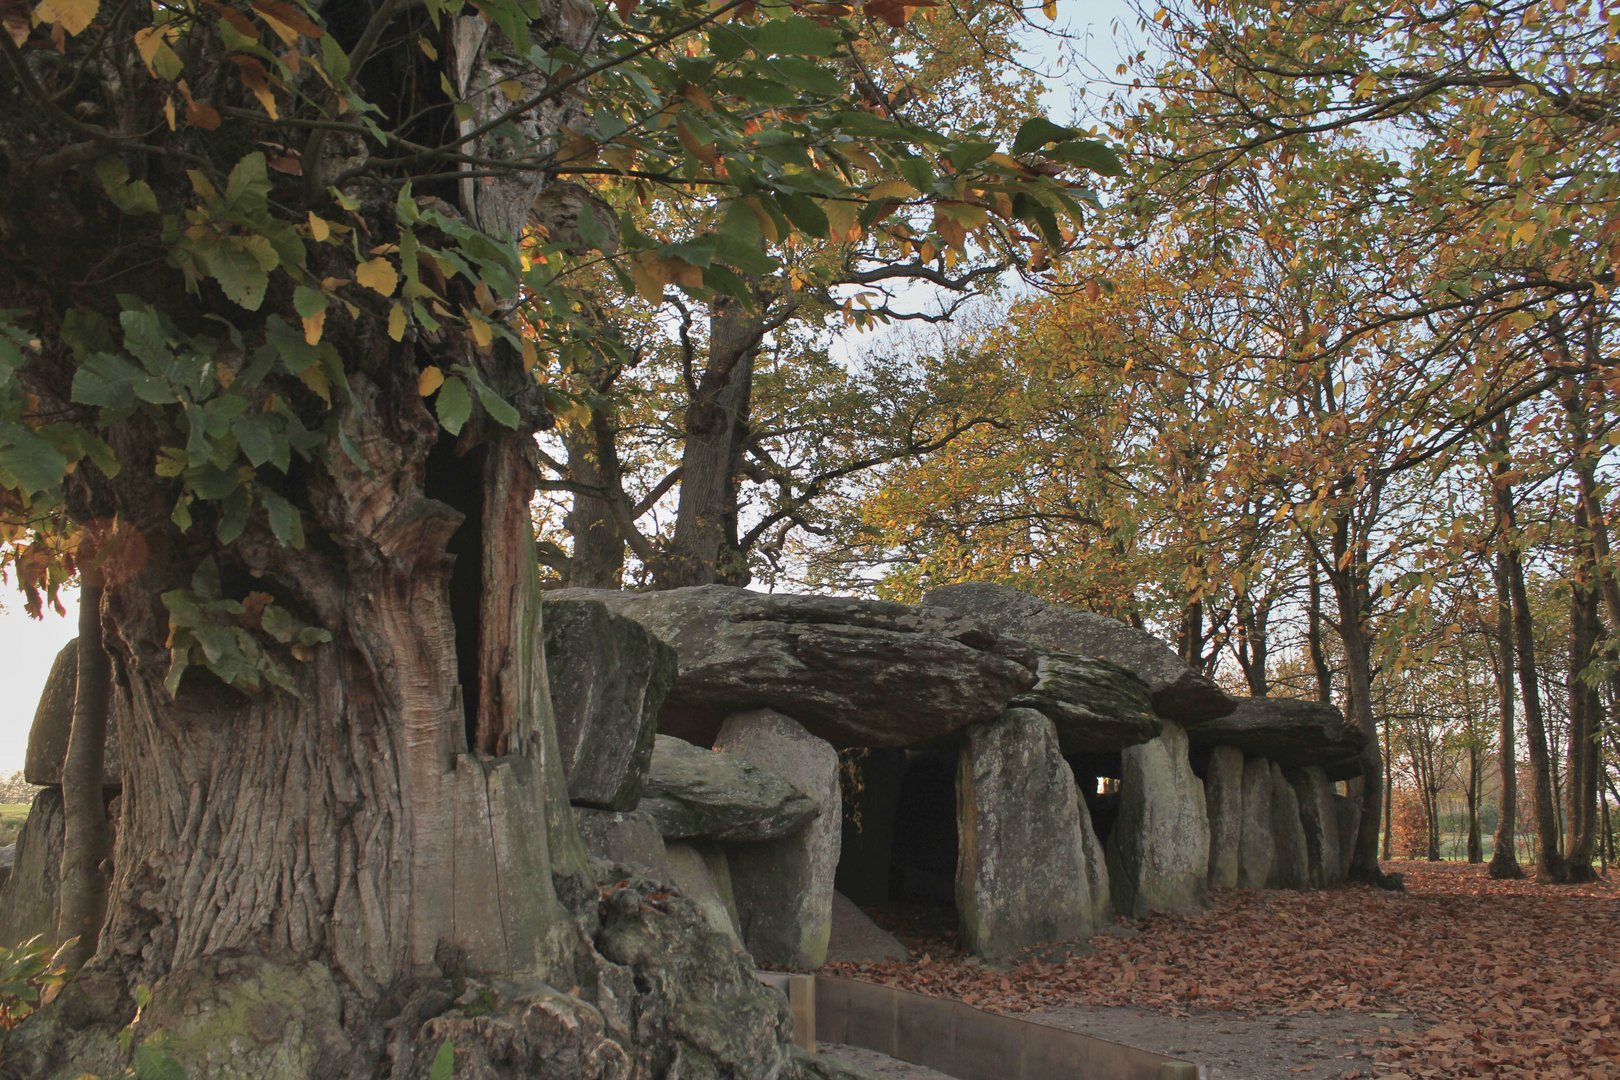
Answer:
1489, 547, 1524, 878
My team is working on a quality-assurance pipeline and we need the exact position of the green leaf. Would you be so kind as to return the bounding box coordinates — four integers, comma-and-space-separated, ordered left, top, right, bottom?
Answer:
224, 153, 272, 214
949, 141, 997, 172
260, 489, 305, 548
133, 1041, 187, 1080
217, 486, 252, 545
429, 1039, 455, 1080
1042, 139, 1125, 176
766, 57, 843, 97
745, 16, 844, 56
0, 423, 70, 495
197, 238, 274, 310
72, 352, 146, 410
234, 413, 288, 471
471, 379, 520, 429
293, 285, 329, 320
435, 375, 471, 435
1012, 116, 1079, 156
576, 205, 609, 252
775, 193, 829, 239
95, 157, 160, 215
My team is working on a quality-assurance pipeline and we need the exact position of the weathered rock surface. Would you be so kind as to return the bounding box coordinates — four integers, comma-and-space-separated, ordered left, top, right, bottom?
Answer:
716, 711, 841, 969
0, 787, 63, 948
956, 709, 1096, 958
544, 598, 678, 810
24, 641, 123, 788
1236, 757, 1275, 889
1187, 696, 1365, 776
666, 842, 743, 946
1105, 721, 1209, 917
1268, 762, 1310, 890
1204, 745, 1245, 890
548, 586, 1038, 747
825, 892, 910, 965
1009, 647, 1161, 752
574, 807, 671, 880
921, 582, 1236, 725
1077, 789, 1115, 929
1333, 793, 1361, 882
1289, 766, 1343, 888
639, 734, 819, 842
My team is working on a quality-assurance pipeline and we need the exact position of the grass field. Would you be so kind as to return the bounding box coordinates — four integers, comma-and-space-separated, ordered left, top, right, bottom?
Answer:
0, 803, 29, 848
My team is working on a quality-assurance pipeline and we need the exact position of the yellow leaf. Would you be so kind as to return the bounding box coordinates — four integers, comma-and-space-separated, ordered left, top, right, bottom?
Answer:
356, 257, 398, 297
473, 279, 496, 315
822, 199, 861, 242
388, 302, 407, 341
134, 26, 184, 80
629, 250, 672, 302
869, 180, 919, 201
498, 78, 525, 102
299, 365, 331, 404
417, 365, 445, 396
301, 309, 325, 345
744, 196, 780, 243
1042, 0, 1057, 18
163, 96, 176, 130
1513, 220, 1537, 246
467, 316, 493, 349
35, 0, 98, 35
307, 212, 331, 241
1465, 146, 1482, 173
521, 336, 538, 373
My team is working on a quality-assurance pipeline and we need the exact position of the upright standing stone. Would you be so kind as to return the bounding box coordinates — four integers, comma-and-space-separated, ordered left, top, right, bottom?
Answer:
1236, 757, 1275, 889
1288, 766, 1342, 888
1105, 721, 1209, 917
956, 709, 1095, 958
1076, 787, 1114, 928
715, 710, 840, 969
1333, 793, 1361, 882
1268, 762, 1310, 890
543, 598, 678, 810
665, 842, 743, 946
0, 788, 63, 948
1204, 745, 1245, 890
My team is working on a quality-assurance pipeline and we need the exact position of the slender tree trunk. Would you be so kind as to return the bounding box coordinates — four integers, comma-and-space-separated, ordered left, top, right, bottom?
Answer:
56, 565, 112, 974
1565, 553, 1603, 881
1495, 424, 1568, 882
661, 295, 761, 587
1490, 546, 1525, 877
1381, 705, 1394, 860
1467, 742, 1483, 864
1307, 560, 1333, 702
559, 408, 628, 588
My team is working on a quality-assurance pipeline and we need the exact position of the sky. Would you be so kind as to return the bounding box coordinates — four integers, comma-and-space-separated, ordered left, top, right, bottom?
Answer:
0, 0, 1149, 776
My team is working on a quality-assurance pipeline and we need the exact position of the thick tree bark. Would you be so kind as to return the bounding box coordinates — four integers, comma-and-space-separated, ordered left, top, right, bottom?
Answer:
1489, 547, 1524, 878
56, 566, 112, 973
1561, 376, 1604, 881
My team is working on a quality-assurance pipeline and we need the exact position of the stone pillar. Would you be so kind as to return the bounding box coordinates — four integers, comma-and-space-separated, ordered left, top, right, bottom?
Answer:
1236, 756, 1275, 889
1333, 793, 1361, 883
956, 709, 1095, 959
1288, 766, 1342, 888
1267, 761, 1310, 890
1204, 745, 1245, 889
1077, 787, 1114, 928
1105, 720, 1209, 917
715, 710, 839, 969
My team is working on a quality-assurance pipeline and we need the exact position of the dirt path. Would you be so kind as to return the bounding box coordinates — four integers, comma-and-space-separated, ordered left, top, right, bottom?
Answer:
822, 862, 1620, 1080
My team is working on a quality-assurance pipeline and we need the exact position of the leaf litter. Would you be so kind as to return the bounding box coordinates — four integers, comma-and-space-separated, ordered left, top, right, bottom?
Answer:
822, 861, 1620, 1079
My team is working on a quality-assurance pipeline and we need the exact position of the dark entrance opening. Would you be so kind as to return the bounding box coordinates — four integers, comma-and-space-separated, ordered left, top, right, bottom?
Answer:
424, 436, 485, 752
1067, 750, 1123, 846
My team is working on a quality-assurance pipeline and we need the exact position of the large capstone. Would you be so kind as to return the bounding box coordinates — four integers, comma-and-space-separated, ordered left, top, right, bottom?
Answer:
714, 710, 841, 969
543, 597, 678, 810
956, 709, 1096, 959
1236, 756, 1275, 889
920, 582, 1235, 725
1187, 695, 1365, 780
1289, 766, 1343, 888
547, 586, 1037, 747
24, 640, 122, 788
1203, 745, 1245, 890
638, 734, 818, 842
573, 807, 671, 880
1009, 647, 1161, 752
1268, 761, 1310, 890
1105, 720, 1209, 917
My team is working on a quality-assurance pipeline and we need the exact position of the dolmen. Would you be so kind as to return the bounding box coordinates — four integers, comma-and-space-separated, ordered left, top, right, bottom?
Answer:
4, 582, 1371, 976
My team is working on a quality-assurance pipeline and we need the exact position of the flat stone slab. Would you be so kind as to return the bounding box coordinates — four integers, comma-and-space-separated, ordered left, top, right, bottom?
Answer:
547, 586, 1037, 748
921, 583, 1235, 725
1010, 647, 1161, 753
639, 734, 819, 842
1105, 720, 1209, 917
544, 597, 678, 810
825, 892, 910, 965
1188, 696, 1365, 777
